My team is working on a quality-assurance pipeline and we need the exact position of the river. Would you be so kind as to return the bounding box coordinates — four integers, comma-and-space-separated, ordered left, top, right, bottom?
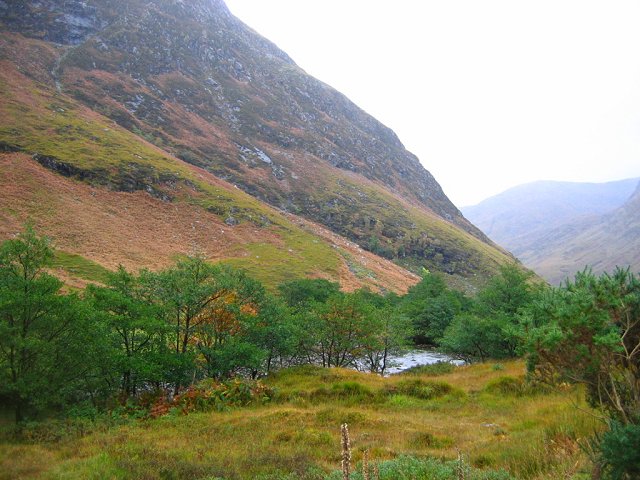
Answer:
384, 348, 465, 375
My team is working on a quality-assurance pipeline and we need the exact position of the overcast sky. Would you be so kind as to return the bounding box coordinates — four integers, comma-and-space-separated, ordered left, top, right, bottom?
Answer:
224, 0, 640, 207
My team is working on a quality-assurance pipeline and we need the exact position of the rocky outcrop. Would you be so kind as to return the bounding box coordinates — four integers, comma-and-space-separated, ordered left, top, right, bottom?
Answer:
0, 0, 105, 45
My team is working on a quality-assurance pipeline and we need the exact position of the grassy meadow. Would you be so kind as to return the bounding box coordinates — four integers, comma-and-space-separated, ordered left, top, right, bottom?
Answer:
0, 360, 602, 480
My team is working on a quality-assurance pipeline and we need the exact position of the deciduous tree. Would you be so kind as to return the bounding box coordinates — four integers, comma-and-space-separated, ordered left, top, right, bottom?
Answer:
0, 227, 103, 421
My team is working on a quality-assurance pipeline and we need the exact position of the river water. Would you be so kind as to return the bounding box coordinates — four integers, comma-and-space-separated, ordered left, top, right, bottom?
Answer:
384, 349, 465, 375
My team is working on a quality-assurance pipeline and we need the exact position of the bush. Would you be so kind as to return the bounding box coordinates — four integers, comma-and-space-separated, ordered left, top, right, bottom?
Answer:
324, 454, 514, 479
400, 362, 456, 376
149, 379, 276, 417
599, 421, 640, 480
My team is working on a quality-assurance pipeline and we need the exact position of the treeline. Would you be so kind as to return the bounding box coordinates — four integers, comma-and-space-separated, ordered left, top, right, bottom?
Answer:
403, 264, 537, 360
0, 227, 414, 422
0, 227, 538, 422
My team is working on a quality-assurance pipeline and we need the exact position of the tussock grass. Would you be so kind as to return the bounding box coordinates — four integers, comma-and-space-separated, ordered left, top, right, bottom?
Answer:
400, 361, 456, 376
382, 379, 462, 400
0, 361, 602, 479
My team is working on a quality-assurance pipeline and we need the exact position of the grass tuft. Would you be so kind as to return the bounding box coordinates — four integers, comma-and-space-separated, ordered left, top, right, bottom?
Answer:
400, 362, 456, 377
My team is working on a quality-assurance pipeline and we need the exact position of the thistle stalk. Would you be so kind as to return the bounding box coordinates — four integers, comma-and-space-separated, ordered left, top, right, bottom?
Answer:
341, 423, 351, 480
456, 449, 466, 480
362, 448, 370, 480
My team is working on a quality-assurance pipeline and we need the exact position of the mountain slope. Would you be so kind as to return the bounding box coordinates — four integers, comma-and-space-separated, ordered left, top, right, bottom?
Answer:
462, 179, 639, 248
0, 64, 417, 293
0, 0, 513, 288
522, 181, 640, 283
463, 179, 640, 284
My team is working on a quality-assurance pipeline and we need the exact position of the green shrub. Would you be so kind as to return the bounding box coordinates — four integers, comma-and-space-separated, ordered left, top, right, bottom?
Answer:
324, 455, 514, 479
599, 421, 640, 480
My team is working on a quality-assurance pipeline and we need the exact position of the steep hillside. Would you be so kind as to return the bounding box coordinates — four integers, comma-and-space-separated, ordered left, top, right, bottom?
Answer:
0, 0, 513, 288
463, 179, 640, 284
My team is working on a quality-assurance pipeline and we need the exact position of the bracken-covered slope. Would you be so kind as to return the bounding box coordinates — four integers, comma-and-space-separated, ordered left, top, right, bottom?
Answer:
0, 72, 417, 292
0, 0, 512, 289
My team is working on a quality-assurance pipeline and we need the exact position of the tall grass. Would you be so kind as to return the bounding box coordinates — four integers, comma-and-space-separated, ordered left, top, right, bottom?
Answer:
0, 360, 602, 479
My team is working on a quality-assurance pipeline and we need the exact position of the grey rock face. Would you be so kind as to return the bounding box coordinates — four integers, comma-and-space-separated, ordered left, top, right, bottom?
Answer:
0, 0, 104, 44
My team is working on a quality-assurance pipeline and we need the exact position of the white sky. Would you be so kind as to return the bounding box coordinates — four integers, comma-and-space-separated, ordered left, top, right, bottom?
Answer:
224, 0, 640, 207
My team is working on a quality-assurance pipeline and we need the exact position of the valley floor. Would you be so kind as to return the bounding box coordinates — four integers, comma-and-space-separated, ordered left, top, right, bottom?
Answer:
0, 361, 600, 480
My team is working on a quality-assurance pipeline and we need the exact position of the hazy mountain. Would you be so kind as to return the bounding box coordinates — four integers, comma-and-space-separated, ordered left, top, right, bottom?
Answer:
520, 181, 640, 284
0, 0, 513, 290
463, 178, 640, 284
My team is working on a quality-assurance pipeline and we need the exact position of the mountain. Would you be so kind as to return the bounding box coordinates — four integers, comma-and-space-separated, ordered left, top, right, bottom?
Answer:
0, 0, 513, 290
463, 179, 640, 284
521, 181, 640, 284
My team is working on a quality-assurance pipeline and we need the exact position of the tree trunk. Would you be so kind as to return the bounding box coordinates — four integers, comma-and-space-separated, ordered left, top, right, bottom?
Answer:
14, 399, 24, 424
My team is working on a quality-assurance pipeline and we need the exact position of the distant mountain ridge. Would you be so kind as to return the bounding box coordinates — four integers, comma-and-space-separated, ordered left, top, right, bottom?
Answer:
463, 178, 640, 284
0, 0, 514, 289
